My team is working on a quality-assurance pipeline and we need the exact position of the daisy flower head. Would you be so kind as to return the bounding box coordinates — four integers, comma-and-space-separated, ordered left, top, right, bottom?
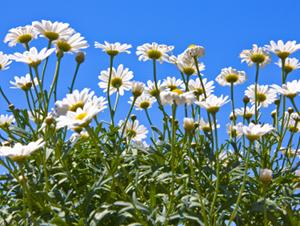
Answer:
177, 53, 205, 76
129, 95, 156, 111
259, 168, 273, 184
240, 44, 270, 66
280, 147, 300, 158
4, 25, 38, 47
118, 119, 148, 142
0, 138, 44, 162
56, 99, 105, 132
56, 32, 89, 53
0, 114, 15, 128
160, 89, 195, 105
144, 80, 165, 97
185, 44, 205, 58
288, 116, 300, 133
0, 52, 12, 71
241, 122, 273, 142
271, 80, 300, 99
183, 117, 195, 133
131, 81, 144, 98
198, 118, 220, 133
196, 94, 229, 114
188, 78, 214, 99
10, 47, 55, 67
32, 20, 74, 41
95, 41, 132, 56
245, 84, 277, 108
136, 42, 174, 63
10, 73, 38, 91
162, 76, 185, 91
227, 122, 243, 138
265, 40, 300, 59
275, 57, 300, 74
216, 67, 247, 86
235, 105, 256, 120
98, 64, 133, 96
54, 88, 96, 116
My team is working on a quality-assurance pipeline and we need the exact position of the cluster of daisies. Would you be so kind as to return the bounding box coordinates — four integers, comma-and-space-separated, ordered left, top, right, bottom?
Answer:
0, 21, 300, 175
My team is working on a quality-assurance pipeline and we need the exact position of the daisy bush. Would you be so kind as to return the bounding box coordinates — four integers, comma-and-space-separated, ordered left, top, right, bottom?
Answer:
0, 21, 300, 226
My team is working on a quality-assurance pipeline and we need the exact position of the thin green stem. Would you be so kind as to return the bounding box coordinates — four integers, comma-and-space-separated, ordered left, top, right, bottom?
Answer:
69, 63, 81, 93
254, 63, 260, 123
107, 56, 115, 127
41, 40, 52, 86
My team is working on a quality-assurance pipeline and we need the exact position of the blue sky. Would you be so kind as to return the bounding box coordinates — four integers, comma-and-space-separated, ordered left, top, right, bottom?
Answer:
1, 0, 300, 141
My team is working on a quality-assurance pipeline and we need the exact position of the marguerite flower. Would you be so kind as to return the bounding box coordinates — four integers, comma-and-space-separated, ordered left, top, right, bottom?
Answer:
227, 122, 243, 138
56, 99, 105, 132
245, 84, 277, 108
10, 47, 56, 67
129, 95, 156, 111
0, 115, 15, 128
183, 117, 195, 133
240, 44, 270, 66
235, 105, 256, 120
55, 33, 89, 53
162, 76, 184, 90
188, 78, 214, 99
196, 94, 229, 113
54, 88, 98, 116
160, 89, 195, 105
136, 42, 174, 63
185, 44, 205, 58
280, 147, 300, 158
198, 118, 220, 132
32, 20, 74, 41
118, 119, 148, 142
240, 123, 273, 141
131, 81, 144, 97
144, 80, 165, 97
0, 52, 12, 71
95, 41, 132, 56
271, 80, 300, 99
4, 25, 38, 47
176, 53, 205, 76
10, 73, 38, 91
215, 67, 247, 86
0, 139, 44, 162
275, 57, 300, 74
98, 64, 133, 96
265, 40, 300, 59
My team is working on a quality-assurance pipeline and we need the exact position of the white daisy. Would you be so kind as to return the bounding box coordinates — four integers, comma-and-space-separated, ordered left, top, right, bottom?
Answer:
227, 122, 243, 138
56, 99, 105, 132
160, 89, 195, 105
32, 20, 74, 41
136, 42, 174, 63
10, 73, 39, 91
185, 44, 205, 58
245, 84, 277, 108
271, 80, 300, 99
198, 118, 220, 132
0, 52, 12, 71
183, 117, 195, 132
288, 117, 300, 133
275, 57, 300, 73
235, 105, 256, 120
215, 67, 247, 86
240, 44, 270, 66
129, 95, 156, 111
98, 64, 133, 96
95, 41, 132, 56
240, 123, 273, 141
10, 47, 56, 67
55, 33, 89, 53
0, 138, 44, 162
162, 76, 185, 90
118, 119, 148, 142
265, 40, 300, 59
131, 81, 144, 97
188, 78, 214, 99
54, 88, 97, 116
280, 147, 300, 158
176, 53, 205, 76
144, 80, 165, 97
259, 168, 273, 184
4, 25, 38, 47
0, 114, 15, 128
195, 94, 229, 114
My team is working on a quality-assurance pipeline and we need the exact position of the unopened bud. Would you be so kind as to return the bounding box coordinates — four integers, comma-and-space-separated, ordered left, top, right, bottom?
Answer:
288, 107, 294, 114
130, 114, 137, 121
243, 96, 250, 104
75, 52, 85, 64
274, 99, 280, 106
259, 168, 273, 184
183, 118, 195, 133
45, 116, 55, 125
8, 104, 15, 110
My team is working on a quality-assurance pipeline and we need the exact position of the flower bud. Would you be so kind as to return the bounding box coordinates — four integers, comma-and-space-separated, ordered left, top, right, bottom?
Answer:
243, 96, 250, 104
130, 114, 137, 121
183, 117, 195, 133
132, 82, 144, 98
9, 104, 15, 110
259, 168, 273, 184
288, 107, 294, 114
186, 44, 205, 58
274, 99, 280, 106
75, 52, 85, 64
45, 116, 55, 126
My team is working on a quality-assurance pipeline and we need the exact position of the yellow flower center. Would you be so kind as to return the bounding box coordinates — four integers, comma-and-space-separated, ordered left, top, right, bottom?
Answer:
106, 50, 119, 56
284, 65, 294, 74
207, 106, 220, 114
69, 101, 84, 112
183, 67, 195, 76
256, 93, 267, 102
188, 44, 196, 48
75, 112, 87, 120
172, 89, 183, 95
147, 49, 162, 60
17, 34, 33, 44
57, 40, 71, 52
225, 74, 239, 83
277, 51, 290, 59
21, 82, 32, 91
111, 77, 123, 89
127, 129, 137, 137
44, 31, 59, 41
250, 54, 266, 64
149, 89, 159, 97
168, 85, 178, 91
140, 101, 150, 109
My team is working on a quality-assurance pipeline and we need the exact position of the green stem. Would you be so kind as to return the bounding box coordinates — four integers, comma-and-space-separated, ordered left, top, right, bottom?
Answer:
69, 63, 81, 93
47, 55, 62, 110
120, 97, 137, 139
107, 56, 115, 127
254, 63, 260, 123
41, 40, 52, 86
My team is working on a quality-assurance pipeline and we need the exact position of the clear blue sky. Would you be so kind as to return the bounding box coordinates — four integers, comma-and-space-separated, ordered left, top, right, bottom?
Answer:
1, 0, 300, 141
